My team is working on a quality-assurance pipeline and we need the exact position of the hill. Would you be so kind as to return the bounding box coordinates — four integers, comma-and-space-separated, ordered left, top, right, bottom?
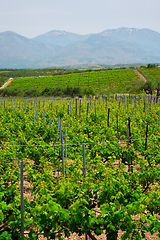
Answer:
0, 28, 160, 68
0, 68, 145, 97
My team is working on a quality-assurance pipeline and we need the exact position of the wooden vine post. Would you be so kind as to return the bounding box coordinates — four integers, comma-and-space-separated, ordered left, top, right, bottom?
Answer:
20, 162, 24, 240
82, 143, 88, 240
116, 112, 119, 140
107, 108, 110, 127
145, 122, 149, 151
127, 117, 133, 172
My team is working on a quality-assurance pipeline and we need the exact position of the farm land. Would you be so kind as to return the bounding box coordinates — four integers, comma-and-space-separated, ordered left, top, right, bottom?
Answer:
0, 68, 145, 97
0, 67, 160, 240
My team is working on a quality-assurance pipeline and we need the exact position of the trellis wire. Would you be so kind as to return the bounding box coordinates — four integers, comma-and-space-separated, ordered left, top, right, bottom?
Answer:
0, 135, 159, 148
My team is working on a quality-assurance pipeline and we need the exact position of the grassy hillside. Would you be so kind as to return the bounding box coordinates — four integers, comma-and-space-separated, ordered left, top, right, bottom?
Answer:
0, 68, 143, 97
139, 67, 160, 83
0, 68, 83, 88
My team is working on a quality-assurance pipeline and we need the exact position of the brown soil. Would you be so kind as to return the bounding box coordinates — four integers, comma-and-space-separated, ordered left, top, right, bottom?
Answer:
0, 78, 13, 89
36, 230, 158, 240
133, 69, 147, 82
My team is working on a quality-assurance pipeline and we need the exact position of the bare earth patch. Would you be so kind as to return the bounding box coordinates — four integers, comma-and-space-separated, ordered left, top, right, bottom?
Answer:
0, 78, 14, 89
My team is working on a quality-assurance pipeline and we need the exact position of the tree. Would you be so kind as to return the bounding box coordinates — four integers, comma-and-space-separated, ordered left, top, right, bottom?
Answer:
143, 80, 153, 95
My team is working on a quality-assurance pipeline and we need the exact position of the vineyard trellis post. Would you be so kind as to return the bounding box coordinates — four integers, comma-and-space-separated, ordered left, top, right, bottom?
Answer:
82, 143, 88, 240
20, 162, 24, 240
33, 106, 35, 124
87, 102, 89, 118
127, 117, 131, 147
70, 100, 72, 116
43, 109, 46, 125
116, 112, 119, 140
83, 143, 86, 178
36, 101, 39, 120
75, 99, 77, 116
59, 121, 62, 140
145, 107, 147, 122
24, 98, 27, 111
65, 128, 67, 159
107, 108, 110, 127
79, 99, 81, 118
61, 133, 65, 175
56, 116, 60, 142
127, 117, 133, 172
145, 122, 149, 151
50, 112, 53, 127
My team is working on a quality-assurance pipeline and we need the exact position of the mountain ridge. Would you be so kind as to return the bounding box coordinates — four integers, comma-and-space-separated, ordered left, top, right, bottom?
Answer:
0, 27, 160, 68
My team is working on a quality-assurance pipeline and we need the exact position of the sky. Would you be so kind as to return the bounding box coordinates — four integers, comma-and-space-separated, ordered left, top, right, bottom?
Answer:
0, 0, 160, 38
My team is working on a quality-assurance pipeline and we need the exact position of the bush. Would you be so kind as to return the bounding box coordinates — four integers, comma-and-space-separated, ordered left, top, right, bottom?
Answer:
82, 87, 95, 96
0, 88, 23, 97
63, 86, 81, 97
41, 87, 56, 96
126, 78, 144, 94
24, 88, 39, 97
41, 86, 81, 97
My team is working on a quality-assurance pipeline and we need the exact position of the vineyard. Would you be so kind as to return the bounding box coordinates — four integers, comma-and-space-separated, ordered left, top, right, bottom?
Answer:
0, 69, 143, 97
0, 94, 160, 240
139, 68, 160, 83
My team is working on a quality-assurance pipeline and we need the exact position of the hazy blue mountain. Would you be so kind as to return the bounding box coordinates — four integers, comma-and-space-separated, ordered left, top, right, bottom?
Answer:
100, 27, 160, 46
32, 30, 93, 47
99, 27, 160, 56
45, 34, 157, 66
0, 31, 57, 68
0, 28, 160, 68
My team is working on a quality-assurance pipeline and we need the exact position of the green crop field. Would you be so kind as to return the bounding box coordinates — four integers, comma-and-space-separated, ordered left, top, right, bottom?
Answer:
0, 68, 142, 97
0, 94, 160, 239
139, 67, 160, 83
0, 68, 82, 88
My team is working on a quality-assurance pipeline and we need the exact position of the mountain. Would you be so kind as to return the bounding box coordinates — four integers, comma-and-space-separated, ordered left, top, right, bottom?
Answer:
0, 31, 57, 68
0, 28, 160, 68
32, 30, 92, 48
99, 27, 160, 57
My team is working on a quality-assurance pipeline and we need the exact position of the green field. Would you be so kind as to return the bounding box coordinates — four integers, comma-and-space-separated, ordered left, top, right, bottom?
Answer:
0, 95, 160, 239
0, 68, 82, 88
0, 68, 143, 97
139, 67, 160, 83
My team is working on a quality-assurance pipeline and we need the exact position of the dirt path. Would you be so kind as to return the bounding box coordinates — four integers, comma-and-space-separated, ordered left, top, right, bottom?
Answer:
0, 78, 13, 89
133, 69, 147, 82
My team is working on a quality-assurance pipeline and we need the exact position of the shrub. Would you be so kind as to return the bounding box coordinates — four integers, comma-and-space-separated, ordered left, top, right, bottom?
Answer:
82, 87, 95, 96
